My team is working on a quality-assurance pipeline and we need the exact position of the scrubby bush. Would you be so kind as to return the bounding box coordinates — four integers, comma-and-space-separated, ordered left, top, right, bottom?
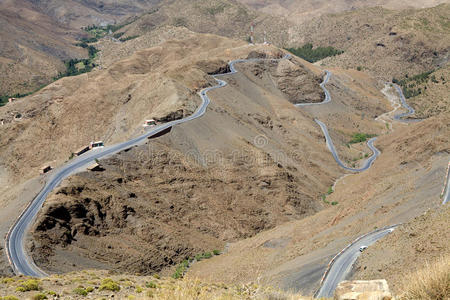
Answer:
0, 296, 19, 300
99, 278, 120, 292
146, 281, 157, 289
16, 279, 40, 292
172, 260, 189, 279
32, 294, 47, 300
213, 249, 221, 255
327, 186, 333, 195
73, 287, 88, 296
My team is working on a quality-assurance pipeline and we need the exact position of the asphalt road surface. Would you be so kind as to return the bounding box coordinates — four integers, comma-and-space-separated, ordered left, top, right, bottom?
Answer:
393, 84, 416, 121
315, 226, 398, 298
294, 70, 380, 172
6, 55, 289, 277
315, 119, 379, 172
442, 163, 450, 205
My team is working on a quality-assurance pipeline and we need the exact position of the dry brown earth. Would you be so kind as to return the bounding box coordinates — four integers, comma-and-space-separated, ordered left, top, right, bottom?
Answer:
187, 98, 449, 296
27, 49, 339, 275
352, 204, 450, 294
0, 0, 87, 95
288, 4, 450, 81
24, 35, 392, 277
237, 0, 450, 24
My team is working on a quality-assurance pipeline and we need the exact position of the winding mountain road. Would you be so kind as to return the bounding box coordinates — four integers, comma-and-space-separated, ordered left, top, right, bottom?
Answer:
315, 225, 398, 298
315, 119, 379, 172
5, 55, 288, 277
295, 71, 332, 107
295, 70, 380, 172
393, 84, 416, 121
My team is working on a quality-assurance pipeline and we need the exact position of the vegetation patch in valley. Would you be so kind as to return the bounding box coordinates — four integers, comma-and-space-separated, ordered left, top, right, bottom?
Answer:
349, 133, 377, 144
82, 21, 135, 43
54, 44, 98, 80
285, 43, 344, 63
172, 250, 221, 279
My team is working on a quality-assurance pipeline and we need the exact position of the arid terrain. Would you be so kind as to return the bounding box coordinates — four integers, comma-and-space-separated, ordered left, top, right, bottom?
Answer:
0, 0, 449, 299
237, 0, 450, 24
288, 4, 450, 80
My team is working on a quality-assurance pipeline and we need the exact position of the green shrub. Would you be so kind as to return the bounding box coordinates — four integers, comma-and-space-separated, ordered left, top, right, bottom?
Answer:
213, 249, 221, 255
113, 32, 125, 39
327, 186, 333, 195
0, 296, 19, 300
32, 294, 47, 300
146, 281, 157, 289
1, 278, 15, 284
136, 285, 143, 293
86, 286, 94, 293
99, 278, 120, 292
16, 279, 40, 292
73, 287, 88, 296
153, 274, 160, 279
331, 201, 339, 205
349, 133, 376, 144
172, 259, 189, 279
286, 43, 344, 63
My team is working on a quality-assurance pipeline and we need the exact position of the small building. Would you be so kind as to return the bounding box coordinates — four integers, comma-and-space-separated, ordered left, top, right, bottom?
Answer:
89, 141, 104, 149
74, 145, 90, 156
40, 165, 52, 174
143, 119, 157, 127
8, 98, 16, 103
86, 162, 103, 172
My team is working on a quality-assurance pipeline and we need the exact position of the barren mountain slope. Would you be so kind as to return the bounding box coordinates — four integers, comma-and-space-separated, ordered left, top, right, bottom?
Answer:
352, 204, 450, 294
188, 97, 449, 295
27, 50, 344, 276
238, 0, 450, 24
0, 32, 246, 185
288, 4, 450, 80
0, 0, 87, 95
22, 0, 162, 28
113, 0, 291, 46
26, 45, 395, 278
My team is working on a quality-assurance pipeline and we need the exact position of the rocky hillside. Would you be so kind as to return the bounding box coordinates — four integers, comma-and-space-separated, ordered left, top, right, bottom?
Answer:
0, 0, 87, 96
111, 0, 291, 46
187, 111, 449, 295
26, 46, 339, 276
352, 204, 450, 294
237, 0, 450, 24
289, 4, 450, 80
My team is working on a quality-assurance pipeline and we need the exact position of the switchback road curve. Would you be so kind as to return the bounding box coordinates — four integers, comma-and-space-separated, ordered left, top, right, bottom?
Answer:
295, 70, 380, 172
393, 84, 416, 121
5, 54, 289, 277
